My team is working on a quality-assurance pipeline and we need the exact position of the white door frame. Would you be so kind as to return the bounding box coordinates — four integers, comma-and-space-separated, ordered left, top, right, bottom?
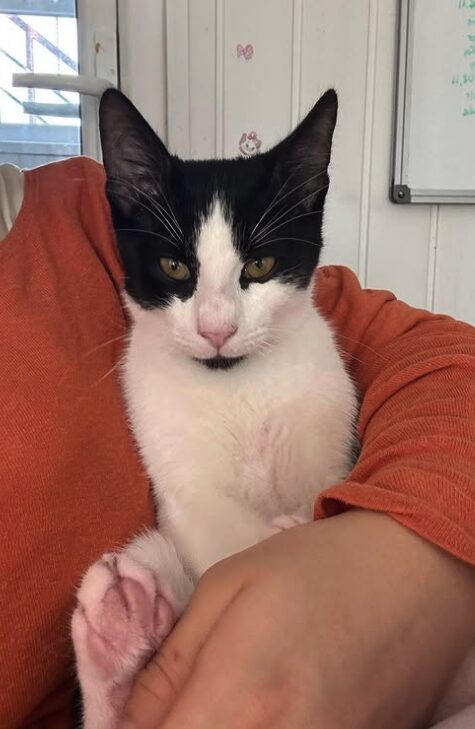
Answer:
77, 0, 118, 159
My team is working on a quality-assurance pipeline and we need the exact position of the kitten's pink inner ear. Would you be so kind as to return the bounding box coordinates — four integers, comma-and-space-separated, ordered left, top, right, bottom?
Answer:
198, 324, 237, 350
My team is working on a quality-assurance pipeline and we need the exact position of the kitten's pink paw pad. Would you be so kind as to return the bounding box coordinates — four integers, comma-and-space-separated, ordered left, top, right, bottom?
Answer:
270, 513, 307, 534
72, 553, 175, 681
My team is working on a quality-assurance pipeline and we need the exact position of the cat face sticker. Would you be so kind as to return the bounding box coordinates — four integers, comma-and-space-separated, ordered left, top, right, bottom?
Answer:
239, 131, 262, 157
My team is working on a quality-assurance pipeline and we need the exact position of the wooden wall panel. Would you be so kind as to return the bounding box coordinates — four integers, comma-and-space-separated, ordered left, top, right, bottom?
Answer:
162, 0, 475, 322
365, 0, 434, 308
299, 0, 370, 272
434, 206, 475, 324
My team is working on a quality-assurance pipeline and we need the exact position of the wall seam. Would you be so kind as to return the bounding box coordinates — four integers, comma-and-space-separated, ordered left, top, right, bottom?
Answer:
215, 0, 225, 157
426, 204, 439, 311
291, 0, 303, 129
358, 0, 379, 286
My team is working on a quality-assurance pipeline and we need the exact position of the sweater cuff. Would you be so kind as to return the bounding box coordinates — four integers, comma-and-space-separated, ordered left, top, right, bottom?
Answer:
315, 482, 475, 567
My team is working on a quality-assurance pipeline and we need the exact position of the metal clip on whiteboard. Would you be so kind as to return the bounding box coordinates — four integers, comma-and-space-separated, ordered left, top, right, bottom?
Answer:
391, 185, 411, 204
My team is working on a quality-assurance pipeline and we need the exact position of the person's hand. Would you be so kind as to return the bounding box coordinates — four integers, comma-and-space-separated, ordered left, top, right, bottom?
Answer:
118, 511, 475, 729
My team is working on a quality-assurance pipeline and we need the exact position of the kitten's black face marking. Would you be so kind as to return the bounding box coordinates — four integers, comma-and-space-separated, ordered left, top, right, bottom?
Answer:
197, 355, 246, 370
99, 88, 338, 311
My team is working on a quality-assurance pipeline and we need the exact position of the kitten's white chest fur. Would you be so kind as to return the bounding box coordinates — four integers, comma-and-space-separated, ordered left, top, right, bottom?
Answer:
123, 295, 356, 577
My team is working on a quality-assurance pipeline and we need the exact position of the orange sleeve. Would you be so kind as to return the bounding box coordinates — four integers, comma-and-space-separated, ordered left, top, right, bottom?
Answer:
314, 265, 475, 566
0, 158, 154, 729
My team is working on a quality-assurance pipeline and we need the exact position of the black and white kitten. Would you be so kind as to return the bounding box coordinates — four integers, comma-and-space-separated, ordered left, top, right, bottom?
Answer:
72, 89, 475, 729
71, 88, 358, 728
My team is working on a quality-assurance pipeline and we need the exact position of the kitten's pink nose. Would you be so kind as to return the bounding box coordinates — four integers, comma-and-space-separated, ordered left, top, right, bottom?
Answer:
199, 324, 237, 350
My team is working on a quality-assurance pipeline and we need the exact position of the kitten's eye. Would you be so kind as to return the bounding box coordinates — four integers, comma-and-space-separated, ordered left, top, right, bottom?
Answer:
243, 256, 276, 281
159, 258, 191, 281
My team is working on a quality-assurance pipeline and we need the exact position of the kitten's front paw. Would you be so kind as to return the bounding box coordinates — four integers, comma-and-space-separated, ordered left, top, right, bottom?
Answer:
72, 553, 175, 728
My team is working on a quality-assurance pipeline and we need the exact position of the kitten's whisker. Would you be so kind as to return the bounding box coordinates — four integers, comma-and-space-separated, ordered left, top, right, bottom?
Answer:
81, 334, 128, 360
281, 264, 308, 279
111, 170, 183, 237
249, 170, 298, 239
107, 175, 182, 240
265, 323, 289, 333
249, 155, 331, 240
251, 169, 327, 241
110, 186, 169, 231
150, 192, 183, 241
253, 184, 328, 243
335, 334, 390, 363
113, 227, 181, 250
155, 185, 183, 237
91, 357, 123, 387
252, 209, 324, 243
256, 340, 275, 355
108, 176, 182, 242
255, 176, 326, 239
111, 189, 181, 244
252, 236, 320, 251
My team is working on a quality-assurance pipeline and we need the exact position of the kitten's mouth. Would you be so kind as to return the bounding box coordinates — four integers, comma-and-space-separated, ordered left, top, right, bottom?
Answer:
195, 355, 246, 371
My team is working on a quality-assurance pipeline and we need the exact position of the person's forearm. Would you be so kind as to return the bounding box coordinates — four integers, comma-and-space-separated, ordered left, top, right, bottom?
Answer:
321, 511, 475, 728
118, 510, 475, 729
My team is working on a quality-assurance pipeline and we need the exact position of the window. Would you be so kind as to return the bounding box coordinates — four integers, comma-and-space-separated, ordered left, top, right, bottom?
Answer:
0, 0, 117, 167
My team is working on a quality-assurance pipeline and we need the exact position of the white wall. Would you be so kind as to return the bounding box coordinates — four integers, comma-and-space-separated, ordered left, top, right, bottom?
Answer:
121, 0, 475, 324
118, 0, 167, 138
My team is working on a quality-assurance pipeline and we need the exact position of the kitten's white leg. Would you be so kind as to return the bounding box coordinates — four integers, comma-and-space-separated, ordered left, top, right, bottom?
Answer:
269, 512, 309, 533
432, 646, 475, 724
162, 487, 309, 579
72, 530, 193, 729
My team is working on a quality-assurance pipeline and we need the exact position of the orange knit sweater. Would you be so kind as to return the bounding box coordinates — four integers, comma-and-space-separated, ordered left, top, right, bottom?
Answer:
1, 157, 474, 728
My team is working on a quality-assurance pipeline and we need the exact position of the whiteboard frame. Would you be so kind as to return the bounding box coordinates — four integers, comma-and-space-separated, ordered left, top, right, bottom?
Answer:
391, 0, 475, 205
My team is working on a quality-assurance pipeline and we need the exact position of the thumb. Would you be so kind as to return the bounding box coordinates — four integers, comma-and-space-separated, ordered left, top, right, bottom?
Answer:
118, 561, 244, 728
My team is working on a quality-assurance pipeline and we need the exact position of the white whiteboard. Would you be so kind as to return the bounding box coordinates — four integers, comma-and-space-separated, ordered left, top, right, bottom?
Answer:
392, 0, 475, 204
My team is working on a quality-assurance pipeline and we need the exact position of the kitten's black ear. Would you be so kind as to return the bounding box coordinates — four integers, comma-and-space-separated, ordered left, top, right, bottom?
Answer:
270, 89, 338, 209
99, 88, 170, 216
